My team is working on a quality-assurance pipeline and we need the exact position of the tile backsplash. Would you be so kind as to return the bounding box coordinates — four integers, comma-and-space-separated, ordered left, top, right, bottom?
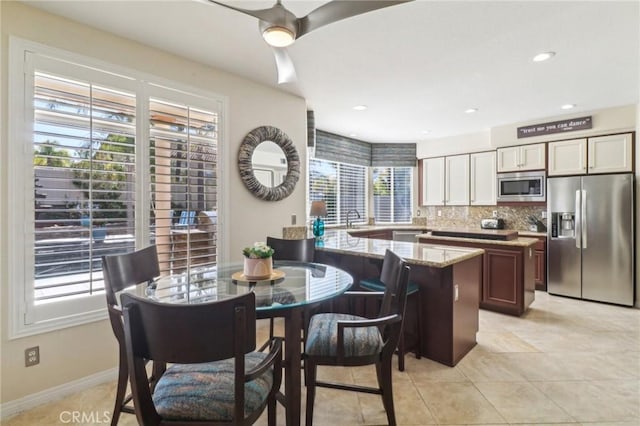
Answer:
417, 205, 547, 231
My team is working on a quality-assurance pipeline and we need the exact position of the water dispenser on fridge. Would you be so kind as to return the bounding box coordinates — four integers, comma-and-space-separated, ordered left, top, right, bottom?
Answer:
550, 212, 575, 238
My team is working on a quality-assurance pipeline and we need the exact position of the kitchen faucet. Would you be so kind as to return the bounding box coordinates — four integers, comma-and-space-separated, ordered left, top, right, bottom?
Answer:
346, 209, 361, 228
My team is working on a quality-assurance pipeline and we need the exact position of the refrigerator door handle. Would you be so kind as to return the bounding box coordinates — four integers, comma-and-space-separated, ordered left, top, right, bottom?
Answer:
582, 189, 587, 249
575, 190, 581, 249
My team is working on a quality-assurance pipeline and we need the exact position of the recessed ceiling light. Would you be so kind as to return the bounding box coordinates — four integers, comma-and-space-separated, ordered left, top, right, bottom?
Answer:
349, 133, 357, 137
352, 105, 368, 111
533, 51, 556, 62
561, 104, 576, 109
465, 108, 478, 114
421, 130, 430, 134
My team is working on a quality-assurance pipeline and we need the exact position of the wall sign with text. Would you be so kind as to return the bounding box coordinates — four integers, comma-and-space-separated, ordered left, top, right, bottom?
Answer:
517, 116, 592, 138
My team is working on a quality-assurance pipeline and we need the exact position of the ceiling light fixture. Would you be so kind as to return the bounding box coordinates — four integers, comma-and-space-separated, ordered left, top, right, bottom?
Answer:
422, 130, 430, 134
262, 26, 295, 47
353, 105, 368, 111
349, 133, 357, 137
533, 51, 556, 62
465, 108, 478, 113
561, 104, 576, 109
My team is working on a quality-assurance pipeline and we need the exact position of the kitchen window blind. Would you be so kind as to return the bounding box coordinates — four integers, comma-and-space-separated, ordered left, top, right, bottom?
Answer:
372, 167, 413, 223
308, 158, 367, 226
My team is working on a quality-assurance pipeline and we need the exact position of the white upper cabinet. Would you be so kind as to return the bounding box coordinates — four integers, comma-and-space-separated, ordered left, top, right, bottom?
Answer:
549, 133, 633, 176
445, 154, 470, 205
548, 138, 588, 176
497, 143, 546, 172
470, 151, 496, 205
587, 133, 633, 174
420, 157, 445, 206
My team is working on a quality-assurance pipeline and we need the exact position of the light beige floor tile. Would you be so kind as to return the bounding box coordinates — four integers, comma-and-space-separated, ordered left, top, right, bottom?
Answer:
532, 380, 640, 423
359, 381, 437, 425
417, 381, 507, 424
406, 357, 470, 383
475, 381, 574, 423
476, 330, 541, 353
456, 351, 528, 382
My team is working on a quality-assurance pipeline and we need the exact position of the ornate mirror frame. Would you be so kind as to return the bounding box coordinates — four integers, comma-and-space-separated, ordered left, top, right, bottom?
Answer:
238, 126, 300, 201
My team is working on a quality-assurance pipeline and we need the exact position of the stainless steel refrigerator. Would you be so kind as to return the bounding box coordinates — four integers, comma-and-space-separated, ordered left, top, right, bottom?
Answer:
547, 173, 634, 306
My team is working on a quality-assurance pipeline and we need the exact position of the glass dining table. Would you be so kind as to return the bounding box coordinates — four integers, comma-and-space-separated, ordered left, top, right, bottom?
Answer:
124, 260, 353, 426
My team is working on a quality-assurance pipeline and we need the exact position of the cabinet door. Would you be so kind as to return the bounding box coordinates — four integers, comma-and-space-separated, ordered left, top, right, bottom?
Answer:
588, 133, 633, 174
470, 151, 496, 205
548, 138, 587, 176
496, 146, 520, 172
520, 143, 546, 170
445, 154, 469, 205
421, 157, 445, 206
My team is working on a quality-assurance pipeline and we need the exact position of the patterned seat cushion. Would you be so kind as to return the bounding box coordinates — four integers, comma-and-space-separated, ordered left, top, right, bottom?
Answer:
305, 313, 384, 357
152, 352, 272, 421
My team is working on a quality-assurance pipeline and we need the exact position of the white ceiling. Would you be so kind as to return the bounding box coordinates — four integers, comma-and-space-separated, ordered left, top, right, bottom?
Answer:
23, 0, 640, 143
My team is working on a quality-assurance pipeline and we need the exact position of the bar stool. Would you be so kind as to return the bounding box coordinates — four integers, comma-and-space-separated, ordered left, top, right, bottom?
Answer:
359, 276, 422, 371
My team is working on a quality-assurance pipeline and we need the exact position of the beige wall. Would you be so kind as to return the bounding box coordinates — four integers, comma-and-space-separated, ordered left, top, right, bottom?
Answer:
0, 2, 307, 404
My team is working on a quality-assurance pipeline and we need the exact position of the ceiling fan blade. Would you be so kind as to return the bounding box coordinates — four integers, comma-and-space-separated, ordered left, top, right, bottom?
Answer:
272, 47, 297, 84
207, 0, 276, 22
297, 0, 413, 39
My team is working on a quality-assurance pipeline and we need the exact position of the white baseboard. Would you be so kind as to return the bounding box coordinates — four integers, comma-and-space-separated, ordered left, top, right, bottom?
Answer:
0, 368, 118, 420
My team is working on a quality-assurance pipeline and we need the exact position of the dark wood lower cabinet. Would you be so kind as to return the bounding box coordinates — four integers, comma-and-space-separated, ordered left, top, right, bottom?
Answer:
417, 237, 536, 316
314, 249, 481, 367
532, 237, 547, 291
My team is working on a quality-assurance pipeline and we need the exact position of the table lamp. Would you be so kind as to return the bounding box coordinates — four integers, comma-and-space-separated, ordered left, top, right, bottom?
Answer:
309, 200, 327, 239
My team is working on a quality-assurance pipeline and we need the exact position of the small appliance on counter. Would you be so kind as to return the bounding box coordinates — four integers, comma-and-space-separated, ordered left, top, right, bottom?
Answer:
526, 215, 547, 232
480, 218, 505, 229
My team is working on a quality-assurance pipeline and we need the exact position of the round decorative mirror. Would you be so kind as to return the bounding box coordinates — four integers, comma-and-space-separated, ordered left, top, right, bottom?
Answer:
251, 141, 287, 187
238, 126, 300, 201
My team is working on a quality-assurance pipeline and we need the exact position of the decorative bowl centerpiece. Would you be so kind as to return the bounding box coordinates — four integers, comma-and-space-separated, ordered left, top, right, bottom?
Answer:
242, 242, 275, 280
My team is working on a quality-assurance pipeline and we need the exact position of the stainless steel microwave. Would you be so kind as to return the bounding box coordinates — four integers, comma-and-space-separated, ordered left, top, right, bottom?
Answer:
497, 171, 546, 202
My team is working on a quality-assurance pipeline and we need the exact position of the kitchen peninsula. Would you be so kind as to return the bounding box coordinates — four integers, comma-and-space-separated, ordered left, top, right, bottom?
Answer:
418, 229, 538, 316
314, 229, 484, 367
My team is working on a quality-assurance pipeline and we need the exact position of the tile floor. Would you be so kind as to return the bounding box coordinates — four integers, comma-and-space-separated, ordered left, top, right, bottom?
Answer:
4, 291, 639, 425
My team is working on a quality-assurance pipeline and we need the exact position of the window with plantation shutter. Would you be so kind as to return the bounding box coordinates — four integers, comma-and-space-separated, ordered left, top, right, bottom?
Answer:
372, 167, 413, 223
8, 40, 223, 337
308, 158, 366, 226
149, 98, 218, 276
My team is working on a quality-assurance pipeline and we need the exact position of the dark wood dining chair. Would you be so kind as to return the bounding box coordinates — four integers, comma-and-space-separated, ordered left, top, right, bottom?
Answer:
102, 245, 160, 426
121, 292, 282, 426
359, 273, 422, 371
265, 236, 316, 339
303, 249, 410, 426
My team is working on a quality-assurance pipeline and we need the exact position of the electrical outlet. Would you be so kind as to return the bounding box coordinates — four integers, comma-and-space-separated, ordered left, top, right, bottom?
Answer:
437, 210, 442, 217
25, 346, 40, 367
541, 211, 547, 219
492, 210, 498, 218
454, 285, 459, 301
291, 214, 296, 225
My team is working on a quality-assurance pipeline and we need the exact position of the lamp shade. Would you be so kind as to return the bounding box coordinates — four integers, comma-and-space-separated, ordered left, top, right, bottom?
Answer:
309, 200, 327, 217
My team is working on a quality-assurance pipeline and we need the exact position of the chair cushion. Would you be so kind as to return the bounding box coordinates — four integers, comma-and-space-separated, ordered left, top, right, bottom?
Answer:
360, 278, 419, 295
152, 352, 272, 421
305, 313, 384, 357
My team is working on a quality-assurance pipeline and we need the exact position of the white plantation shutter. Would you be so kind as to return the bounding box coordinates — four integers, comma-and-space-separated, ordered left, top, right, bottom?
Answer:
9, 41, 224, 336
149, 98, 218, 276
373, 167, 413, 223
308, 158, 366, 226
29, 67, 137, 324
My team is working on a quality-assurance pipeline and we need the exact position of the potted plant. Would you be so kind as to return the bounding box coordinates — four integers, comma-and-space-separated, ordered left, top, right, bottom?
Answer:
242, 242, 275, 279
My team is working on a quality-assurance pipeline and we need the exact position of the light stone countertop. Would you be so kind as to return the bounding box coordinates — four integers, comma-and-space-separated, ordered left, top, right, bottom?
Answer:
417, 232, 539, 247
317, 229, 484, 268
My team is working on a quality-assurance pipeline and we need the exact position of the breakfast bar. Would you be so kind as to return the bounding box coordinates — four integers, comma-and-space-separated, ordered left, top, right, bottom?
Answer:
314, 229, 484, 367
